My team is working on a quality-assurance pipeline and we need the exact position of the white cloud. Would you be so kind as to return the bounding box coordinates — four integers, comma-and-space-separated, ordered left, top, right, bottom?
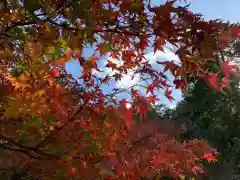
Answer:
144, 48, 180, 65
93, 48, 180, 91
104, 57, 123, 76
92, 68, 106, 78
169, 104, 177, 109
101, 56, 141, 89
115, 69, 140, 88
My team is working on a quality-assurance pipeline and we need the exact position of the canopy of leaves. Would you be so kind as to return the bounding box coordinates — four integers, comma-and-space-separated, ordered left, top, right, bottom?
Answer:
0, 0, 239, 179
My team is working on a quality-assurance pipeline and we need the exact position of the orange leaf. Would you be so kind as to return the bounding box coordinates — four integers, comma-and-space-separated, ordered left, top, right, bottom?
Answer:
68, 167, 77, 176
58, 57, 68, 67
65, 49, 73, 58
147, 95, 159, 104
89, 55, 100, 61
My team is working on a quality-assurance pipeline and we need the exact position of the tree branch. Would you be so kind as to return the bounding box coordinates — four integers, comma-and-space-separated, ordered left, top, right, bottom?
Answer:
0, 134, 60, 160
34, 99, 89, 150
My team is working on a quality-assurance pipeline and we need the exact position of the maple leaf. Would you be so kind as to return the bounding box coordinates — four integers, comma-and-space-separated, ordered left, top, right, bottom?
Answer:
202, 153, 217, 163
68, 167, 77, 176
222, 60, 238, 77
113, 73, 122, 81
146, 84, 154, 94
165, 88, 175, 102
58, 57, 68, 67
154, 37, 165, 53
220, 77, 231, 90
72, 54, 80, 59
135, 101, 149, 120
124, 109, 133, 129
135, 35, 149, 51
158, 71, 167, 79
105, 60, 118, 71
173, 79, 186, 92
151, 155, 160, 165
52, 67, 60, 76
231, 27, 240, 38
89, 55, 100, 61
64, 49, 73, 58
211, 148, 218, 156
147, 95, 159, 105
161, 79, 171, 88
192, 165, 203, 174
208, 73, 220, 91
96, 43, 111, 56
120, 99, 128, 108
131, 89, 139, 99
102, 75, 111, 84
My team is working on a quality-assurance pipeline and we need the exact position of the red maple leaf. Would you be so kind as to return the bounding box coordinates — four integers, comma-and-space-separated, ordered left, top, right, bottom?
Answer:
173, 79, 186, 92
131, 89, 139, 99
159, 71, 167, 79
135, 34, 149, 51
72, 54, 80, 59
135, 102, 149, 120
208, 73, 220, 91
120, 99, 128, 107
52, 67, 60, 76
202, 153, 217, 163
147, 95, 159, 105
124, 109, 133, 129
151, 155, 160, 165
146, 84, 154, 94
154, 37, 165, 53
220, 77, 231, 90
210, 149, 218, 156
165, 88, 175, 102
231, 27, 240, 38
192, 165, 203, 174
68, 167, 77, 176
64, 49, 73, 57
105, 60, 118, 71
222, 60, 238, 77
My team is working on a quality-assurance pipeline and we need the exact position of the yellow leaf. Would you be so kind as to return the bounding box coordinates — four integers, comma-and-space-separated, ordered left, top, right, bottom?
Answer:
50, 126, 55, 131
179, 174, 186, 180
38, 90, 45, 95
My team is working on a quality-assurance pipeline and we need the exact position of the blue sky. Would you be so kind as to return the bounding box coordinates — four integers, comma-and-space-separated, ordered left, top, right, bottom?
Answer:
66, 0, 239, 108
189, 0, 240, 23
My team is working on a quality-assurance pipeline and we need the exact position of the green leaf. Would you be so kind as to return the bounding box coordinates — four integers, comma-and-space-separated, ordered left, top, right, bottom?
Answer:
99, 114, 106, 121
135, 113, 141, 122
24, 0, 40, 14
52, 45, 61, 60
99, 0, 105, 4
59, 38, 69, 50
18, 137, 27, 145
99, 43, 111, 55
0, 146, 6, 159
55, 147, 67, 156
130, 2, 141, 13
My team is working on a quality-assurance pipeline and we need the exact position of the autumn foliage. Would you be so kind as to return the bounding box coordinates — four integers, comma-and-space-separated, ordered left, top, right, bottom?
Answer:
0, 0, 239, 179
